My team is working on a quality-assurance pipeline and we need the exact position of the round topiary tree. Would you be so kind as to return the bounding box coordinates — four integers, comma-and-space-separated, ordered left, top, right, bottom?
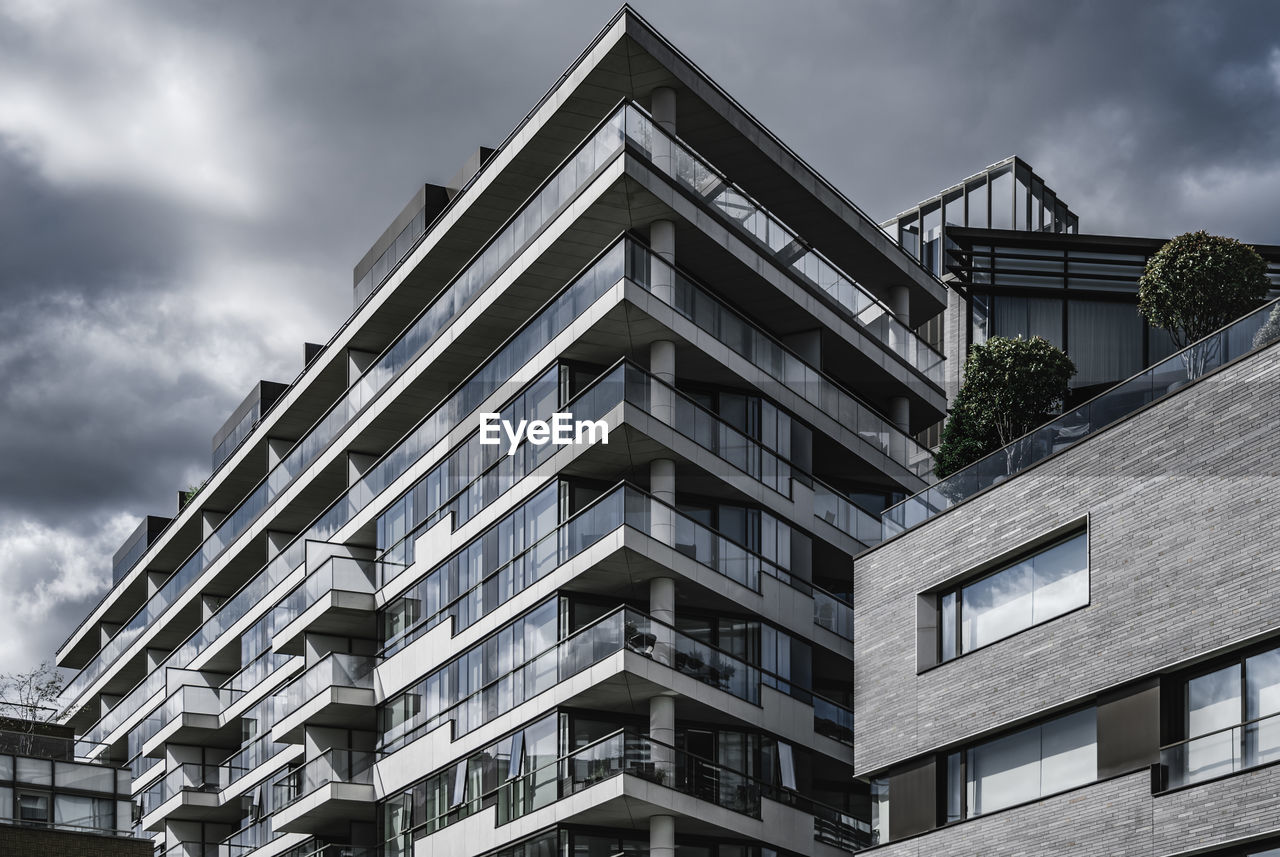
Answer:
1138, 231, 1269, 350
934, 336, 1076, 479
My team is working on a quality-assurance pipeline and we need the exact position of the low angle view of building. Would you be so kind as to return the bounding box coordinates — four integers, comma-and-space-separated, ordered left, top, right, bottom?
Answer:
29, 5, 1280, 857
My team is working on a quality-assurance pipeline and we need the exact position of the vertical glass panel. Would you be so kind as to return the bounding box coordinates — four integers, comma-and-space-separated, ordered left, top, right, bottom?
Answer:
55, 761, 116, 794
1189, 664, 1242, 737
870, 777, 890, 845
898, 214, 920, 260
1031, 534, 1089, 623
940, 592, 957, 662
962, 562, 1033, 652
17, 791, 49, 822
922, 205, 943, 275
966, 723, 1040, 815
777, 741, 797, 790
14, 758, 51, 786
1188, 663, 1242, 782
1068, 301, 1145, 389
1040, 708, 1097, 794
54, 794, 114, 830
1246, 649, 1280, 765
945, 751, 963, 823
971, 293, 991, 346
967, 179, 989, 229
990, 167, 1013, 230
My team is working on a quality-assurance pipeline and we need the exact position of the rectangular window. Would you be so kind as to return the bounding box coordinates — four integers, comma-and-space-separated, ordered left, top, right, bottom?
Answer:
1166, 642, 1280, 788
938, 530, 1088, 662
958, 708, 1097, 818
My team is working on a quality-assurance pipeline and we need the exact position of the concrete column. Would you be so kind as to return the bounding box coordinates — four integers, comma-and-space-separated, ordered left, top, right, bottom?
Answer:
649, 575, 675, 628
650, 813, 676, 857
650, 457, 676, 549
650, 339, 676, 426
890, 284, 911, 327
651, 87, 677, 134
649, 691, 677, 806
650, 219, 675, 306
890, 396, 911, 434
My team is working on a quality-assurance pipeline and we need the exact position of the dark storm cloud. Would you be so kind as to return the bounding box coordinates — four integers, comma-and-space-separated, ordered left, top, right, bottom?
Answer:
0, 0, 1276, 678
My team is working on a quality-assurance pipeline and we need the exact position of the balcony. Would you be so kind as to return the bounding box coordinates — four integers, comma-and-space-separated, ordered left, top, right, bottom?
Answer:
271, 653, 377, 743
271, 748, 376, 834
1156, 710, 1280, 792
414, 729, 870, 854
623, 103, 944, 387
382, 604, 853, 756
61, 104, 632, 703
139, 684, 221, 758
273, 557, 377, 655
138, 762, 230, 829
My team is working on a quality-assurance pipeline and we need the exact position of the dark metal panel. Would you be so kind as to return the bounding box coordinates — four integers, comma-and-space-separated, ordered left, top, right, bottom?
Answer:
1097, 679, 1161, 779
888, 755, 937, 840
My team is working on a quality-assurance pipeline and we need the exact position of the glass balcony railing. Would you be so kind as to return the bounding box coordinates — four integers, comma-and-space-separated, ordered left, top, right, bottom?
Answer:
883, 296, 1280, 538
622, 104, 944, 386
382, 605, 762, 752
811, 588, 855, 642
138, 763, 222, 817
220, 818, 282, 857
812, 478, 883, 547
384, 601, 853, 753
272, 748, 375, 809
222, 732, 289, 790
381, 480, 839, 660
218, 649, 297, 712
412, 727, 871, 852
277, 840, 372, 857
276, 556, 377, 631
277, 653, 376, 715
161, 843, 219, 857
631, 243, 934, 479
63, 104, 631, 710
73, 230, 623, 756
1157, 710, 1280, 791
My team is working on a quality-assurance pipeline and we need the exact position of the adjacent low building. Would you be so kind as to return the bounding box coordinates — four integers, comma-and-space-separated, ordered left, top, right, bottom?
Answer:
856, 298, 1280, 854
0, 718, 147, 856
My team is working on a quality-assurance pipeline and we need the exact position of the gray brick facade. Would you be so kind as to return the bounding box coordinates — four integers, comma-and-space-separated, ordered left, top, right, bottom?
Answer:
853, 342, 1280, 852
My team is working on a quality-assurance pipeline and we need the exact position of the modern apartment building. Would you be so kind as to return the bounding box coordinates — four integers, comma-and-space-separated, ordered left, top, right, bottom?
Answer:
57, 7, 949, 857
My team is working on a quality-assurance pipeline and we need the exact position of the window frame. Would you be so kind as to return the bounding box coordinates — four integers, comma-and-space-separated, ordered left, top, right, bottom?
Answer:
933, 522, 1090, 666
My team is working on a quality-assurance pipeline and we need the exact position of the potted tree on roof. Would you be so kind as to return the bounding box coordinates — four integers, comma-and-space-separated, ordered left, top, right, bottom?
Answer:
1138, 231, 1269, 381
934, 336, 1076, 490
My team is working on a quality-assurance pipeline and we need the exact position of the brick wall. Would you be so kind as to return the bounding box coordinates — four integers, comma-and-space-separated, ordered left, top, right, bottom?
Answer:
0, 826, 151, 857
851, 345, 1280, 853
854, 344, 1280, 774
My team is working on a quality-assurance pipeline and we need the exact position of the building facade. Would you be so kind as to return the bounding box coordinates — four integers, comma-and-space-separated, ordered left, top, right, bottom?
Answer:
854, 300, 1280, 854
53, 7, 1280, 857
57, 8, 947, 857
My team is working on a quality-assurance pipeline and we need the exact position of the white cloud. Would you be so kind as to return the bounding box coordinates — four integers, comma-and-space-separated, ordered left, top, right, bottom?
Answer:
0, 514, 137, 675
0, 0, 263, 214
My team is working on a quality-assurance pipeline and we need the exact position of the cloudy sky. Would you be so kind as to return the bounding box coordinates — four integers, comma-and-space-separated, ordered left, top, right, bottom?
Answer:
0, 0, 1277, 681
